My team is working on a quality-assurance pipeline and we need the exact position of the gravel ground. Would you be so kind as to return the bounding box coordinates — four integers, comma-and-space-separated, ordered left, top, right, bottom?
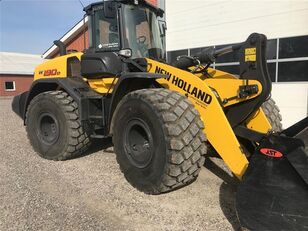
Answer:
0, 98, 245, 231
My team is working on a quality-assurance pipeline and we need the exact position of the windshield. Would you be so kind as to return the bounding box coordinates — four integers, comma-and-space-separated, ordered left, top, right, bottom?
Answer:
123, 5, 165, 60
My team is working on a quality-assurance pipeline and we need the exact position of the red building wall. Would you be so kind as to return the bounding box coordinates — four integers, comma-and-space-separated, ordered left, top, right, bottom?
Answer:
51, 29, 89, 58
66, 30, 89, 53
0, 75, 33, 96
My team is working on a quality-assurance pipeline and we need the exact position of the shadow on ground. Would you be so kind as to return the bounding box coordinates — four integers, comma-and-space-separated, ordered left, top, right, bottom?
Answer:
74, 137, 243, 231
204, 157, 241, 231
75, 137, 114, 159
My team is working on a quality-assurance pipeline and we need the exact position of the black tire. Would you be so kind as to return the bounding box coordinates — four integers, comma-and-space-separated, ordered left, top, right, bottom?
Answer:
25, 90, 91, 160
261, 98, 282, 132
112, 89, 207, 194
239, 98, 283, 157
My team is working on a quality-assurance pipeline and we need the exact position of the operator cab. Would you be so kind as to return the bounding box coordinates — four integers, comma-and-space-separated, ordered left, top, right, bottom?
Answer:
81, 0, 166, 79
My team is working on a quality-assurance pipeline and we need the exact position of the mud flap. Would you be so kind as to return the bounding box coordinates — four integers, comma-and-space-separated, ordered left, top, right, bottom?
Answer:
11, 91, 28, 119
236, 117, 308, 230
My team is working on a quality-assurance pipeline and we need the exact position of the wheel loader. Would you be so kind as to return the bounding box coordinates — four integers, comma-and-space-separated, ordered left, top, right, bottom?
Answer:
12, 0, 308, 230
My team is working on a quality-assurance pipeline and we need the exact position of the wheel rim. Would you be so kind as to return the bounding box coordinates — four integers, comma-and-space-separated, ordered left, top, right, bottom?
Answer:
37, 113, 59, 145
124, 118, 154, 168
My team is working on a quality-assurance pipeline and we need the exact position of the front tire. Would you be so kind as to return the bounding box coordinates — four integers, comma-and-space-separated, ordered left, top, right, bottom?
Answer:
25, 91, 90, 160
240, 98, 283, 157
112, 89, 207, 194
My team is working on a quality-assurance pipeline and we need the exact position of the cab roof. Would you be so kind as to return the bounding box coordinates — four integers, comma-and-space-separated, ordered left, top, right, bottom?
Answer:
84, 0, 164, 17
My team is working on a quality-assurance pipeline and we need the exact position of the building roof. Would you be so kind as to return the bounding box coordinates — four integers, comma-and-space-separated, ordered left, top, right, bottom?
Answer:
42, 17, 88, 59
0, 52, 44, 75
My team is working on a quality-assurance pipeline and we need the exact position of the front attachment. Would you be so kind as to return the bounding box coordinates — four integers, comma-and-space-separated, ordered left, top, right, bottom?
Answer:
236, 117, 308, 230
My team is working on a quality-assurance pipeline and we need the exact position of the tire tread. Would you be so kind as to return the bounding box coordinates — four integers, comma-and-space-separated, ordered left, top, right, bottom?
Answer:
113, 89, 207, 194
26, 90, 90, 160
261, 98, 283, 132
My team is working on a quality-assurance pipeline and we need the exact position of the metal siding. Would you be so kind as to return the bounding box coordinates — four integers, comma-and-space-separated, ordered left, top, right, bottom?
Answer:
0, 52, 43, 75
166, 0, 308, 51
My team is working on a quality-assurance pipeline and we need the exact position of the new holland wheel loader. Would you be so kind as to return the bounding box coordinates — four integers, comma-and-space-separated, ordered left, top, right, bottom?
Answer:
12, 0, 308, 230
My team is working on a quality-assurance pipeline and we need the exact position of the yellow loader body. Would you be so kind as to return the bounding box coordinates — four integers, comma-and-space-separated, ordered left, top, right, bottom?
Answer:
33, 53, 271, 179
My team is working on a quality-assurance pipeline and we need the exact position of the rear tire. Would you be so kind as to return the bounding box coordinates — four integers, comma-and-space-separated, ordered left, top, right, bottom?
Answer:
261, 98, 282, 132
112, 89, 207, 194
26, 90, 91, 160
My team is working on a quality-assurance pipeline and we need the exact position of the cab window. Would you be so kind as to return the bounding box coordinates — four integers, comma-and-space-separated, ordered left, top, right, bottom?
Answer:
94, 9, 120, 50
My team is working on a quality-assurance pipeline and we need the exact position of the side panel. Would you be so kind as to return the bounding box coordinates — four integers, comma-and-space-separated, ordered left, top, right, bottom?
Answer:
34, 53, 83, 80
18, 78, 98, 121
88, 78, 118, 94
245, 109, 272, 133
12, 77, 107, 137
147, 59, 249, 178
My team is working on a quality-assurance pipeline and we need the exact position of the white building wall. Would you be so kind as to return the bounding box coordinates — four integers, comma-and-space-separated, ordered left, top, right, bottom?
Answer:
166, 0, 308, 51
165, 0, 308, 127
272, 83, 308, 128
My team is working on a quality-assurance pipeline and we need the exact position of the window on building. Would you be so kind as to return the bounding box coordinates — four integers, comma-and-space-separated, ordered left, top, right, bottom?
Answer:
4, 81, 16, 91
167, 49, 188, 63
215, 44, 239, 63
266, 39, 277, 60
189, 46, 214, 57
279, 35, 308, 59
278, 60, 308, 82
167, 35, 308, 83
190, 47, 201, 57
267, 62, 276, 82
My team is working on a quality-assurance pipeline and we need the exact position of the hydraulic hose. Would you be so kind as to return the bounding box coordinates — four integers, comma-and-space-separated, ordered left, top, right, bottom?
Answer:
172, 43, 242, 70
172, 56, 197, 70
197, 43, 242, 64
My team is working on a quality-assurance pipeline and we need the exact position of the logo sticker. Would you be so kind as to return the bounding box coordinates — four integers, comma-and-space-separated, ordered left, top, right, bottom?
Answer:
260, 148, 283, 158
39, 69, 60, 76
154, 66, 212, 106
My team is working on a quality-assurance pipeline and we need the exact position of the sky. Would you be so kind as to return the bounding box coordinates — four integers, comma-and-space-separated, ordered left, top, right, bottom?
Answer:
0, 0, 94, 55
